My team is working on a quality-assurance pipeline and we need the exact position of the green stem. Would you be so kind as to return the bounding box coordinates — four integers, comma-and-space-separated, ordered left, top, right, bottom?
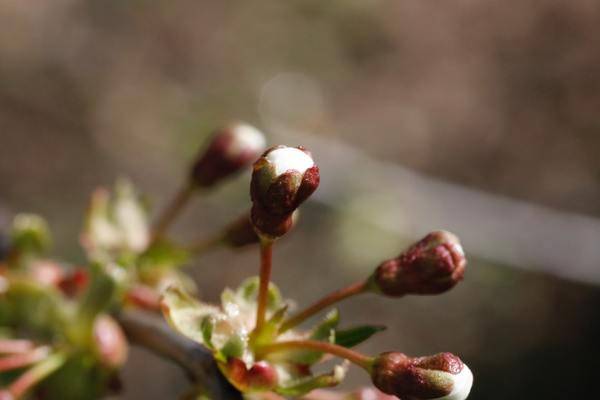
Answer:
151, 183, 196, 244
257, 340, 373, 371
254, 240, 273, 332
279, 280, 369, 333
9, 352, 66, 399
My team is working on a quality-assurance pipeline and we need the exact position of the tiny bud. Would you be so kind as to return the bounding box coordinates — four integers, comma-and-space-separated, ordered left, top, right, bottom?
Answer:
58, 268, 89, 297
371, 231, 466, 297
191, 123, 267, 188
10, 214, 51, 255
246, 361, 278, 390
222, 213, 260, 248
371, 352, 473, 400
93, 315, 129, 369
250, 146, 319, 239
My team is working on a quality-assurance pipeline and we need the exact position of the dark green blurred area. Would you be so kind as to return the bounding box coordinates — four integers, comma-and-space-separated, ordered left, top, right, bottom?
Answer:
1, 1, 599, 398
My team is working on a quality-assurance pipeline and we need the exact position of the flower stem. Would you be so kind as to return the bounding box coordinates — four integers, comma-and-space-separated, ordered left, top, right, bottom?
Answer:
254, 240, 273, 332
257, 340, 373, 371
151, 183, 196, 244
279, 280, 369, 333
9, 352, 66, 399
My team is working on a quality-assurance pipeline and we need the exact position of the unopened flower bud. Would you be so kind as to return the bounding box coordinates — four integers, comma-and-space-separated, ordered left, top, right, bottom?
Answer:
191, 123, 267, 188
10, 214, 51, 255
246, 361, 278, 390
370, 231, 466, 297
93, 314, 129, 369
250, 146, 319, 239
371, 352, 473, 400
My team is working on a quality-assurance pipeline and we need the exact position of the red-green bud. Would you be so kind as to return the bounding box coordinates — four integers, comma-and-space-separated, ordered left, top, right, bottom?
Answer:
370, 231, 466, 297
250, 146, 319, 239
224, 358, 278, 392
371, 352, 473, 400
191, 123, 266, 188
246, 361, 278, 390
93, 315, 128, 369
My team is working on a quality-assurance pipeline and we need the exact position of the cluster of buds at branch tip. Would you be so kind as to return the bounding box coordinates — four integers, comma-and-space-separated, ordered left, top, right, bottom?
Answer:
191, 123, 267, 188
250, 146, 319, 241
369, 231, 466, 297
371, 352, 473, 400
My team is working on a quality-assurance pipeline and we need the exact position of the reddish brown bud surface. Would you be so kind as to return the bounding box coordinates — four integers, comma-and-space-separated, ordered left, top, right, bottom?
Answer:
371, 352, 472, 400
191, 123, 266, 188
250, 146, 318, 239
371, 231, 466, 297
246, 361, 278, 390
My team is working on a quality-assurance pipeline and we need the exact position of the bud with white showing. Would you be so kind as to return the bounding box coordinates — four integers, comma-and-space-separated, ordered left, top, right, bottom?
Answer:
191, 123, 267, 188
370, 231, 466, 297
371, 352, 473, 400
250, 146, 319, 240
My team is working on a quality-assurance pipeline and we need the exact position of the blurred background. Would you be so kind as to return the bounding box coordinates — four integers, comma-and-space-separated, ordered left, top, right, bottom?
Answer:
1, 0, 599, 398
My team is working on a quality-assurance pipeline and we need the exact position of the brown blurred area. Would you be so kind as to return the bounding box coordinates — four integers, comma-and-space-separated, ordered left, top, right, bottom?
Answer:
1, 1, 599, 399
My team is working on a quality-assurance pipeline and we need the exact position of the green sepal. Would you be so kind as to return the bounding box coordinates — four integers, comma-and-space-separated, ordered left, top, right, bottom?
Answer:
219, 333, 246, 360
161, 285, 221, 346
275, 362, 348, 397
200, 315, 215, 350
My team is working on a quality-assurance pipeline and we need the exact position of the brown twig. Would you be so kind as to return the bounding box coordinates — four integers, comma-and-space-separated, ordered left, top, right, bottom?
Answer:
116, 310, 242, 400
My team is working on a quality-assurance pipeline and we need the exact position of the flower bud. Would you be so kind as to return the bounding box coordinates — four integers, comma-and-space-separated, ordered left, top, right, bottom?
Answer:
371, 352, 473, 400
250, 146, 319, 239
191, 123, 267, 188
370, 231, 466, 297
10, 214, 51, 255
93, 314, 129, 369
246, 361, 278, 390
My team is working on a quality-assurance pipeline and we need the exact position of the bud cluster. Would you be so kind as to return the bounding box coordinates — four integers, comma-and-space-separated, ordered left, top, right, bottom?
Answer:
0, 120, 474, 400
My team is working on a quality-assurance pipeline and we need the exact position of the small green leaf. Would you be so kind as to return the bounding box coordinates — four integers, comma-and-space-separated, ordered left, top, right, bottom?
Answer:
335, 325, 386, 348
201, 316, 215, 350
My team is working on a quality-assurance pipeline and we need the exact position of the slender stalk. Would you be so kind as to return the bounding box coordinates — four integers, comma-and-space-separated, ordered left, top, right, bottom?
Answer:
0, 347, 50, 372
254, 240, 273, 332
0, 340, 34, 355
9, 352, 66, 399
151, 183, 196, 244
279, 280, 369, 333
257, 340, 373, 371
